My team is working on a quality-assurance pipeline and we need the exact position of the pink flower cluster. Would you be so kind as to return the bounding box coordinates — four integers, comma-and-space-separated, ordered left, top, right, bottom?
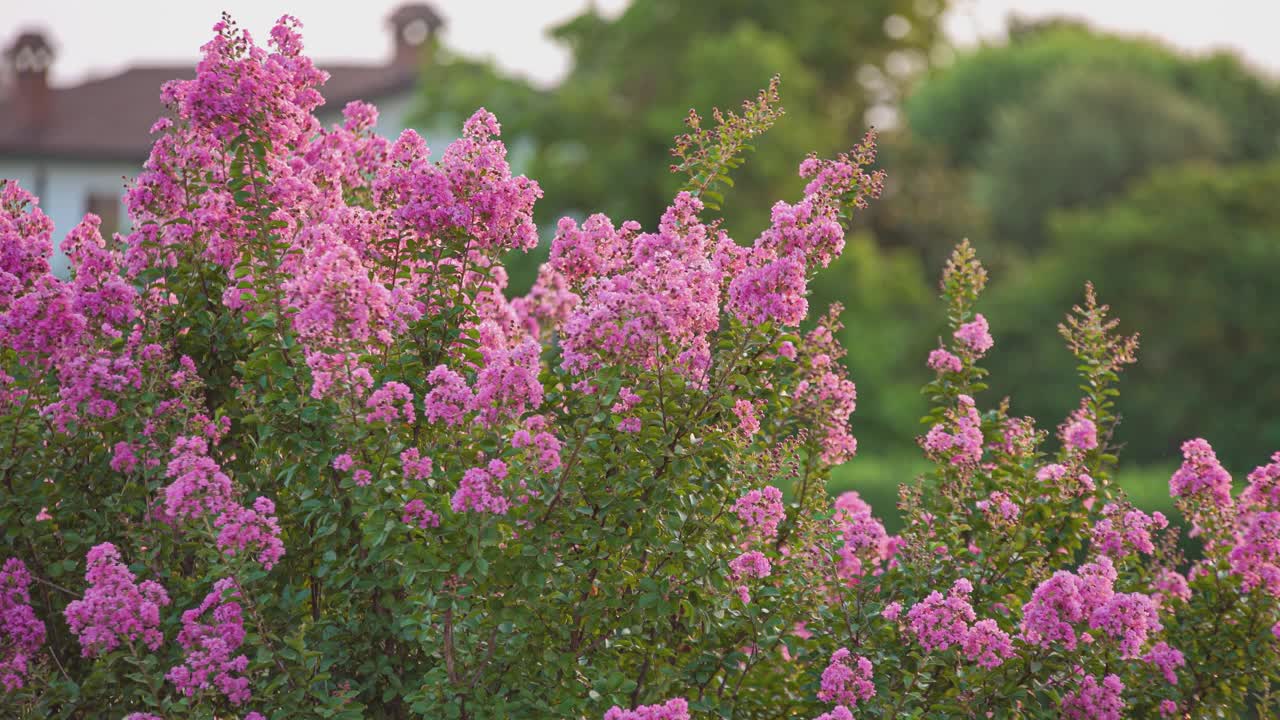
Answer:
0, 182, 52, 310
1061, 673, 1125, 720
430, 109, 543, 251
544, 138, 880, 383
1022, 556, 1162, 658
1021, 558, 1116, 651
163, 436, 284, 571
332, 453, 355, 472
993, 415, 1037, 458
122, 16, 545, 414
976, 491, 1020, 524
511, 416, 563, 473
603, 698, 690, 720
1243, 452, 1280, 510
953, 314, 993, 356
792, 312, 859, 465
541, 161, 866, 450
1061, 406, 1099, 452
548, 214, 640, 284
558, 194, 722, 376
285, 241, 403, 348
611, 386, 641, 414
1036, 462, 1096, 496
729, 551, 772, 580
1143, 641, 1185, 685
168, 578, 251, 705
400, 447, 433, 481
832, 491, 891, 580
1229, 510, 1280, 596
1, 559, 46, 691
817, 648, 875, 706
1170, 438, 1233, 507
1, 184, 142, 431
728, 247, 808, 327
174, 15, 324, 144
403, 499, 441, 530
962, 619, 1016, 669
424, 366, 474, 426
365, 382, 415, 424
923, 395, 983, 469
733, 399, 760, 437
471, 338, 544, 427
111, 441, 139, 473
881, 601, 902, 621
1152, 568, 1191, 606
1090, 591, 1162, 658
797, 136, 885, 210
126, 16, 321, 268
729, 550, 772, 605
1092, 503, 1167, 558
214, 497, 286, 570
755, 195, 845, 269
1230, 451, 1280, 597
906, 579, 978, 651
729, 166, 857, 327
163, 435, 236, 522
64, 543, 170, 657
452, 459, 510, 515
927, 347, 962, 374
733, 486, 785, 539
727, 139, 882, 330
904, 578, 1013, 666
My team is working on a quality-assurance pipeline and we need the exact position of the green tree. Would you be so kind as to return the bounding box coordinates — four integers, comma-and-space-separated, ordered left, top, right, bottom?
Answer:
976, 67, 1229, 252
905, 24, 1280, 169
899, 24, 1280, 258
417, 0, 952, 241
984, 162, 1280, 467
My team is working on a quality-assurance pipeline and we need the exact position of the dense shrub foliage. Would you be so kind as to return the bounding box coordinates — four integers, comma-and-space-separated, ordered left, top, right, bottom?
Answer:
3, 16, 1279, 719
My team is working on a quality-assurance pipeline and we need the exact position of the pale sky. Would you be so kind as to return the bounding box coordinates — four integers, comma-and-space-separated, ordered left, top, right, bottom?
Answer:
3, 0, 1278, 89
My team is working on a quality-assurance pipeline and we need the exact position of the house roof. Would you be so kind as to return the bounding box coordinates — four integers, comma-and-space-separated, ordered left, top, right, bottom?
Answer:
0, 63, 419, 163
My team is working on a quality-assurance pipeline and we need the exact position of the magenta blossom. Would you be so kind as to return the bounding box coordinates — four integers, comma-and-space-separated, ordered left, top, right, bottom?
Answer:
64, 543, 169, 658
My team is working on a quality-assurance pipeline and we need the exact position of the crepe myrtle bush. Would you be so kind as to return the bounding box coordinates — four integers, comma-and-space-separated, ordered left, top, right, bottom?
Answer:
2, 14, 1279, 720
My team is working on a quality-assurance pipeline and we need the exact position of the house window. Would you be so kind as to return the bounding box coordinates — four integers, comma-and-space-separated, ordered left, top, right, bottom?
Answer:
85, 192, 120, 238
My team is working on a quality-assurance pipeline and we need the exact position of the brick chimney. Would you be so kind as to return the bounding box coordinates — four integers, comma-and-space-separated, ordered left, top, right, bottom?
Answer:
5, 31, 55, 132
388, 3, 444, 71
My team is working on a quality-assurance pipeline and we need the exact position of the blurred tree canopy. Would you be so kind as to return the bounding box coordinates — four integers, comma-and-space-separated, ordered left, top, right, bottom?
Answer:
415, 0, 952, 241
976, 68, 1229, 252
904, 23, 1280, 256
985, 162, 1280, 467
906, 23, 1280, 168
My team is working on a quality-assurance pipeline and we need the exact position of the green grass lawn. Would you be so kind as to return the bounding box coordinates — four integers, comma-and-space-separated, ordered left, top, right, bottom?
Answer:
824, 453, 1178, 535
